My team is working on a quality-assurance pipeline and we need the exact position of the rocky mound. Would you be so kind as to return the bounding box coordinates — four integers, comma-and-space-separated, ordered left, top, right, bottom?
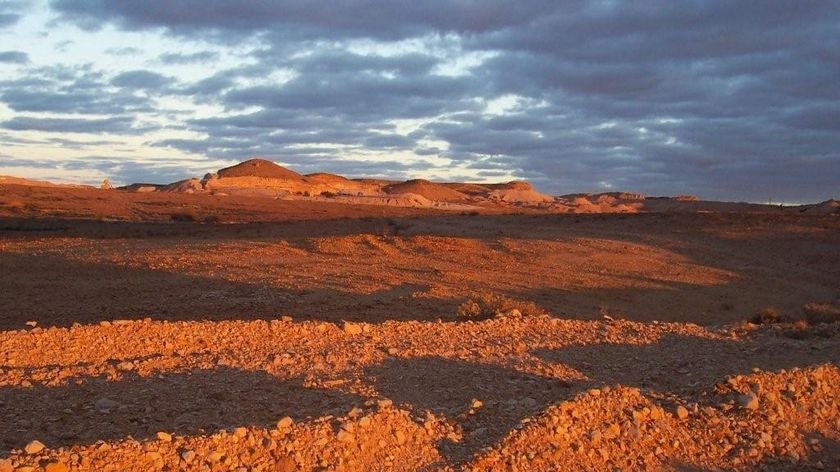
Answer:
489, 180, 533, 191
217, 159, 304, 181
488, 181, 554, 204
161, 178, 203, 193
383, 179, 469, 202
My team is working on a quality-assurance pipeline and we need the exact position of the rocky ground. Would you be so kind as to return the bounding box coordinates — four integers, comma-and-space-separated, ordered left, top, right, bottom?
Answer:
0, 194, 838, 471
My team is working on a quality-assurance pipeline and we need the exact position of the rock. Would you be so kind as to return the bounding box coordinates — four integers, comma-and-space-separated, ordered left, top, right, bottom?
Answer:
156, 431, 172, 442
0, 460, 12, 472
25, 321, 37, 327
738, 393, 760, 410
277, 416, 294, 430
378, 399, 393, 409
276, 456, 296, 472
180, 450, 196, 463
471, 399, 483, 409
337, 429, 354, 442
206, 451, 224, 463
342, 321, 363, 335
359, 416, 372, 428
603, 423, 621, 439
116, 361, 135, 371
676, 405, 689, 420
95, 397, 118, 413
24, 439, 45, 454
588, 388, 601, 397
233, 427, 248, 438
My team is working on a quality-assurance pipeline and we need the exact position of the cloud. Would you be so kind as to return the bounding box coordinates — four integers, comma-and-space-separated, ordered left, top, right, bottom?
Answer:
49, 0, 558, 39
0, 50, 27, 63
1, 116, 136, 134
111, 69, 172, 91
157, 50, 219, 64
0, 64, 153, 114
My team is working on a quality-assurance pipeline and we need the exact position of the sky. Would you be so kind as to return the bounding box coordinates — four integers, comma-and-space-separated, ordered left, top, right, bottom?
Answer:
0, 1, 838, 202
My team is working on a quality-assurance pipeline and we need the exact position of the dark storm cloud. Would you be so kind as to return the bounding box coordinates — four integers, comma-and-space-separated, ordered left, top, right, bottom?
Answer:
1, 116, 136, 134
11, 0, 838, 202
0, 50, 27, 63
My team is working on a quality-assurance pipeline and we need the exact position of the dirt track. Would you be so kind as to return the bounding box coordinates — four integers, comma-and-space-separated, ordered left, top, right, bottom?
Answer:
0, 186, 838, 471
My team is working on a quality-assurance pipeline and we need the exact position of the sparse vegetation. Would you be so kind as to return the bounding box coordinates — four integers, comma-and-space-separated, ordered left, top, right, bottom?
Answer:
803, 303, 840, 325
457, 292, 545, 320
170, 211, 197, 222
750, 307, 781, 325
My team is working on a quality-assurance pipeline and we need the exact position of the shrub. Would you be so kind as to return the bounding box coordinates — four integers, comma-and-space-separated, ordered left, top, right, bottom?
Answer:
456, 292, 545, 320
170, 211, 196, 222
803, 303, 840, 325
750, 307, 781, 325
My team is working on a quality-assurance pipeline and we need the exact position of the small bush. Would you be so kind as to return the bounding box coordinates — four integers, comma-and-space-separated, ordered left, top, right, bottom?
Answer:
803, 303, 840, 325
170, 211, 196, 222
750, 307, 781, 325
456, 292, 545, 320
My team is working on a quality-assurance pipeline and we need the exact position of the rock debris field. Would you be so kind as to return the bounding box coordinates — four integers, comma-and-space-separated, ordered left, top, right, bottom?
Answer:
0, 191, 838, 471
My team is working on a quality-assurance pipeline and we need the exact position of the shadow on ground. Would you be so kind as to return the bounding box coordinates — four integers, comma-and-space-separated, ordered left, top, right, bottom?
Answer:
366, 331, 839, 466
0, 367, 360, 451
1, 212, 838, 328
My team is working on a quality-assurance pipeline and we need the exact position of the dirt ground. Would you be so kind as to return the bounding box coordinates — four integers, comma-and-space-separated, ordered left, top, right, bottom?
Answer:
0, 184, 838, 471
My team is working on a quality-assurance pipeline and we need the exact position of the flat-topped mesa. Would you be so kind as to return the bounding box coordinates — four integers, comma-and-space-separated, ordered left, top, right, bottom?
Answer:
216, 158, 305, 181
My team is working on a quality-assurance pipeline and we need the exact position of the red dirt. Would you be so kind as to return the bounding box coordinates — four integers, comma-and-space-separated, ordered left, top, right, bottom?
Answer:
0, 183, 838, 471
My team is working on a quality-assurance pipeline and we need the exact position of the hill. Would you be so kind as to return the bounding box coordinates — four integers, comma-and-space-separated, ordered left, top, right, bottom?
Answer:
217, 158, 304, 181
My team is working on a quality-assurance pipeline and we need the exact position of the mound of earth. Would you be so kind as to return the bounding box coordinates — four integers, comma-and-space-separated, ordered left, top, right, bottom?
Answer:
800, 199, 840, 215
161, 178, 203, 193
488, 181, 554, 205
489, 181, 533, 191
305, 173, 351, 184
120, 183, 164, 193
800, 198, 840, 215
441, 183, 492, 197
217, 159, 304, 181
384, 179, 469, 202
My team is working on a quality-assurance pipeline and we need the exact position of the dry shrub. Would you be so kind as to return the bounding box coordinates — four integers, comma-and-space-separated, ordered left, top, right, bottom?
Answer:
750, 307, 781, 325
456, 292, 546, 320
170, 211, 196, 222
802, 303, 840, 325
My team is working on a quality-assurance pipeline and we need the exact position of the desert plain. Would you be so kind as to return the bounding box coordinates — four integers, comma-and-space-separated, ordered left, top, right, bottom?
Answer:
0, 163, 838, 472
